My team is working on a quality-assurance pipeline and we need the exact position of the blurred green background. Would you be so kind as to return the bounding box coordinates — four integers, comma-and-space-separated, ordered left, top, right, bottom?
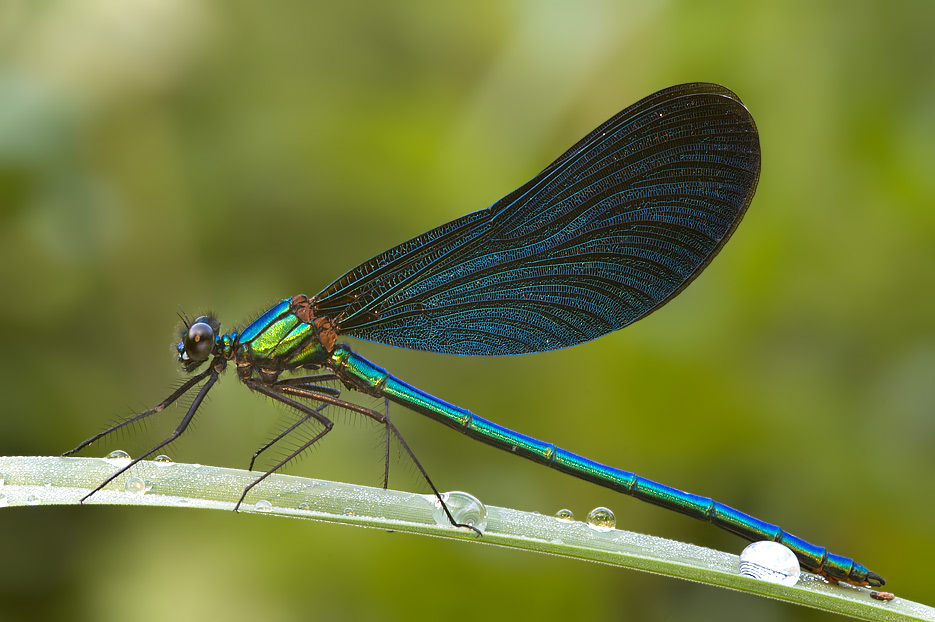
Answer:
1, 1, 933, 620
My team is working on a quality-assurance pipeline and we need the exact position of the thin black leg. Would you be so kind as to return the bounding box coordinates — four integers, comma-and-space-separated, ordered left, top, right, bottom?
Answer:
382, 397, 391, 489
248, 402, 329, 471
79, 368, 220, 503
63, 366, 214, 457
238, 379, 335, 510
274, 377, 392, 488
274, 372, 341, 394
246, 373, 342, 471
272, 382, 479, 534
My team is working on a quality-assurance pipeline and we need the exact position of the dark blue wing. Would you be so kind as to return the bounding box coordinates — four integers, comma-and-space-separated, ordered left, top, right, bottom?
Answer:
314, 83, 760, 356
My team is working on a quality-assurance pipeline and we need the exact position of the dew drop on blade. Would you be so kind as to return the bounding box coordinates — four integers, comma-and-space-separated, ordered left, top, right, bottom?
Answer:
153, 455, 174, 466
738, 541, 800, 586
104, 450, 131, 466
124, 477, 146, 495
0, 493, 7, 508
554, 508, 575, 523
432, 491, 488, 533
254, 500, 273, 512
27, 494, 41, 506
586, 506, 616, 532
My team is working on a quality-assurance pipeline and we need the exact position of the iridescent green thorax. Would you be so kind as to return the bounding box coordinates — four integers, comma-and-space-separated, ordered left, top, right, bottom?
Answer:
232, 295, 336, 376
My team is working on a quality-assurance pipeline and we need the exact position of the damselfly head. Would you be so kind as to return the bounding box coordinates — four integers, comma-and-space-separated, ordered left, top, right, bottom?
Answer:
177, 315, 221, 372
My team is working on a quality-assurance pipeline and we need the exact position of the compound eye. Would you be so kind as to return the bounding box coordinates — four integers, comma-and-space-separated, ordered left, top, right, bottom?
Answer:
184, 321, 216, 362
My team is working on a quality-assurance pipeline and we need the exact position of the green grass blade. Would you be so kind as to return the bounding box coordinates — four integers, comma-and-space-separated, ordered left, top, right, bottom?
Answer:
0, 455, 929, 621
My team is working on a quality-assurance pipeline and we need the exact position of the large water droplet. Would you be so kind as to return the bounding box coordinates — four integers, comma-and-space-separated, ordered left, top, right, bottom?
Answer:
297, 502, 310, 511
254, 500, 273, 512
739, 541, 801, 586
554, 508, 575, 523
153, 455, 174, 466
104, 450, 131, 466
586, 506, 616, 532
124, 477, 146, 495
432, 491, 487, 533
